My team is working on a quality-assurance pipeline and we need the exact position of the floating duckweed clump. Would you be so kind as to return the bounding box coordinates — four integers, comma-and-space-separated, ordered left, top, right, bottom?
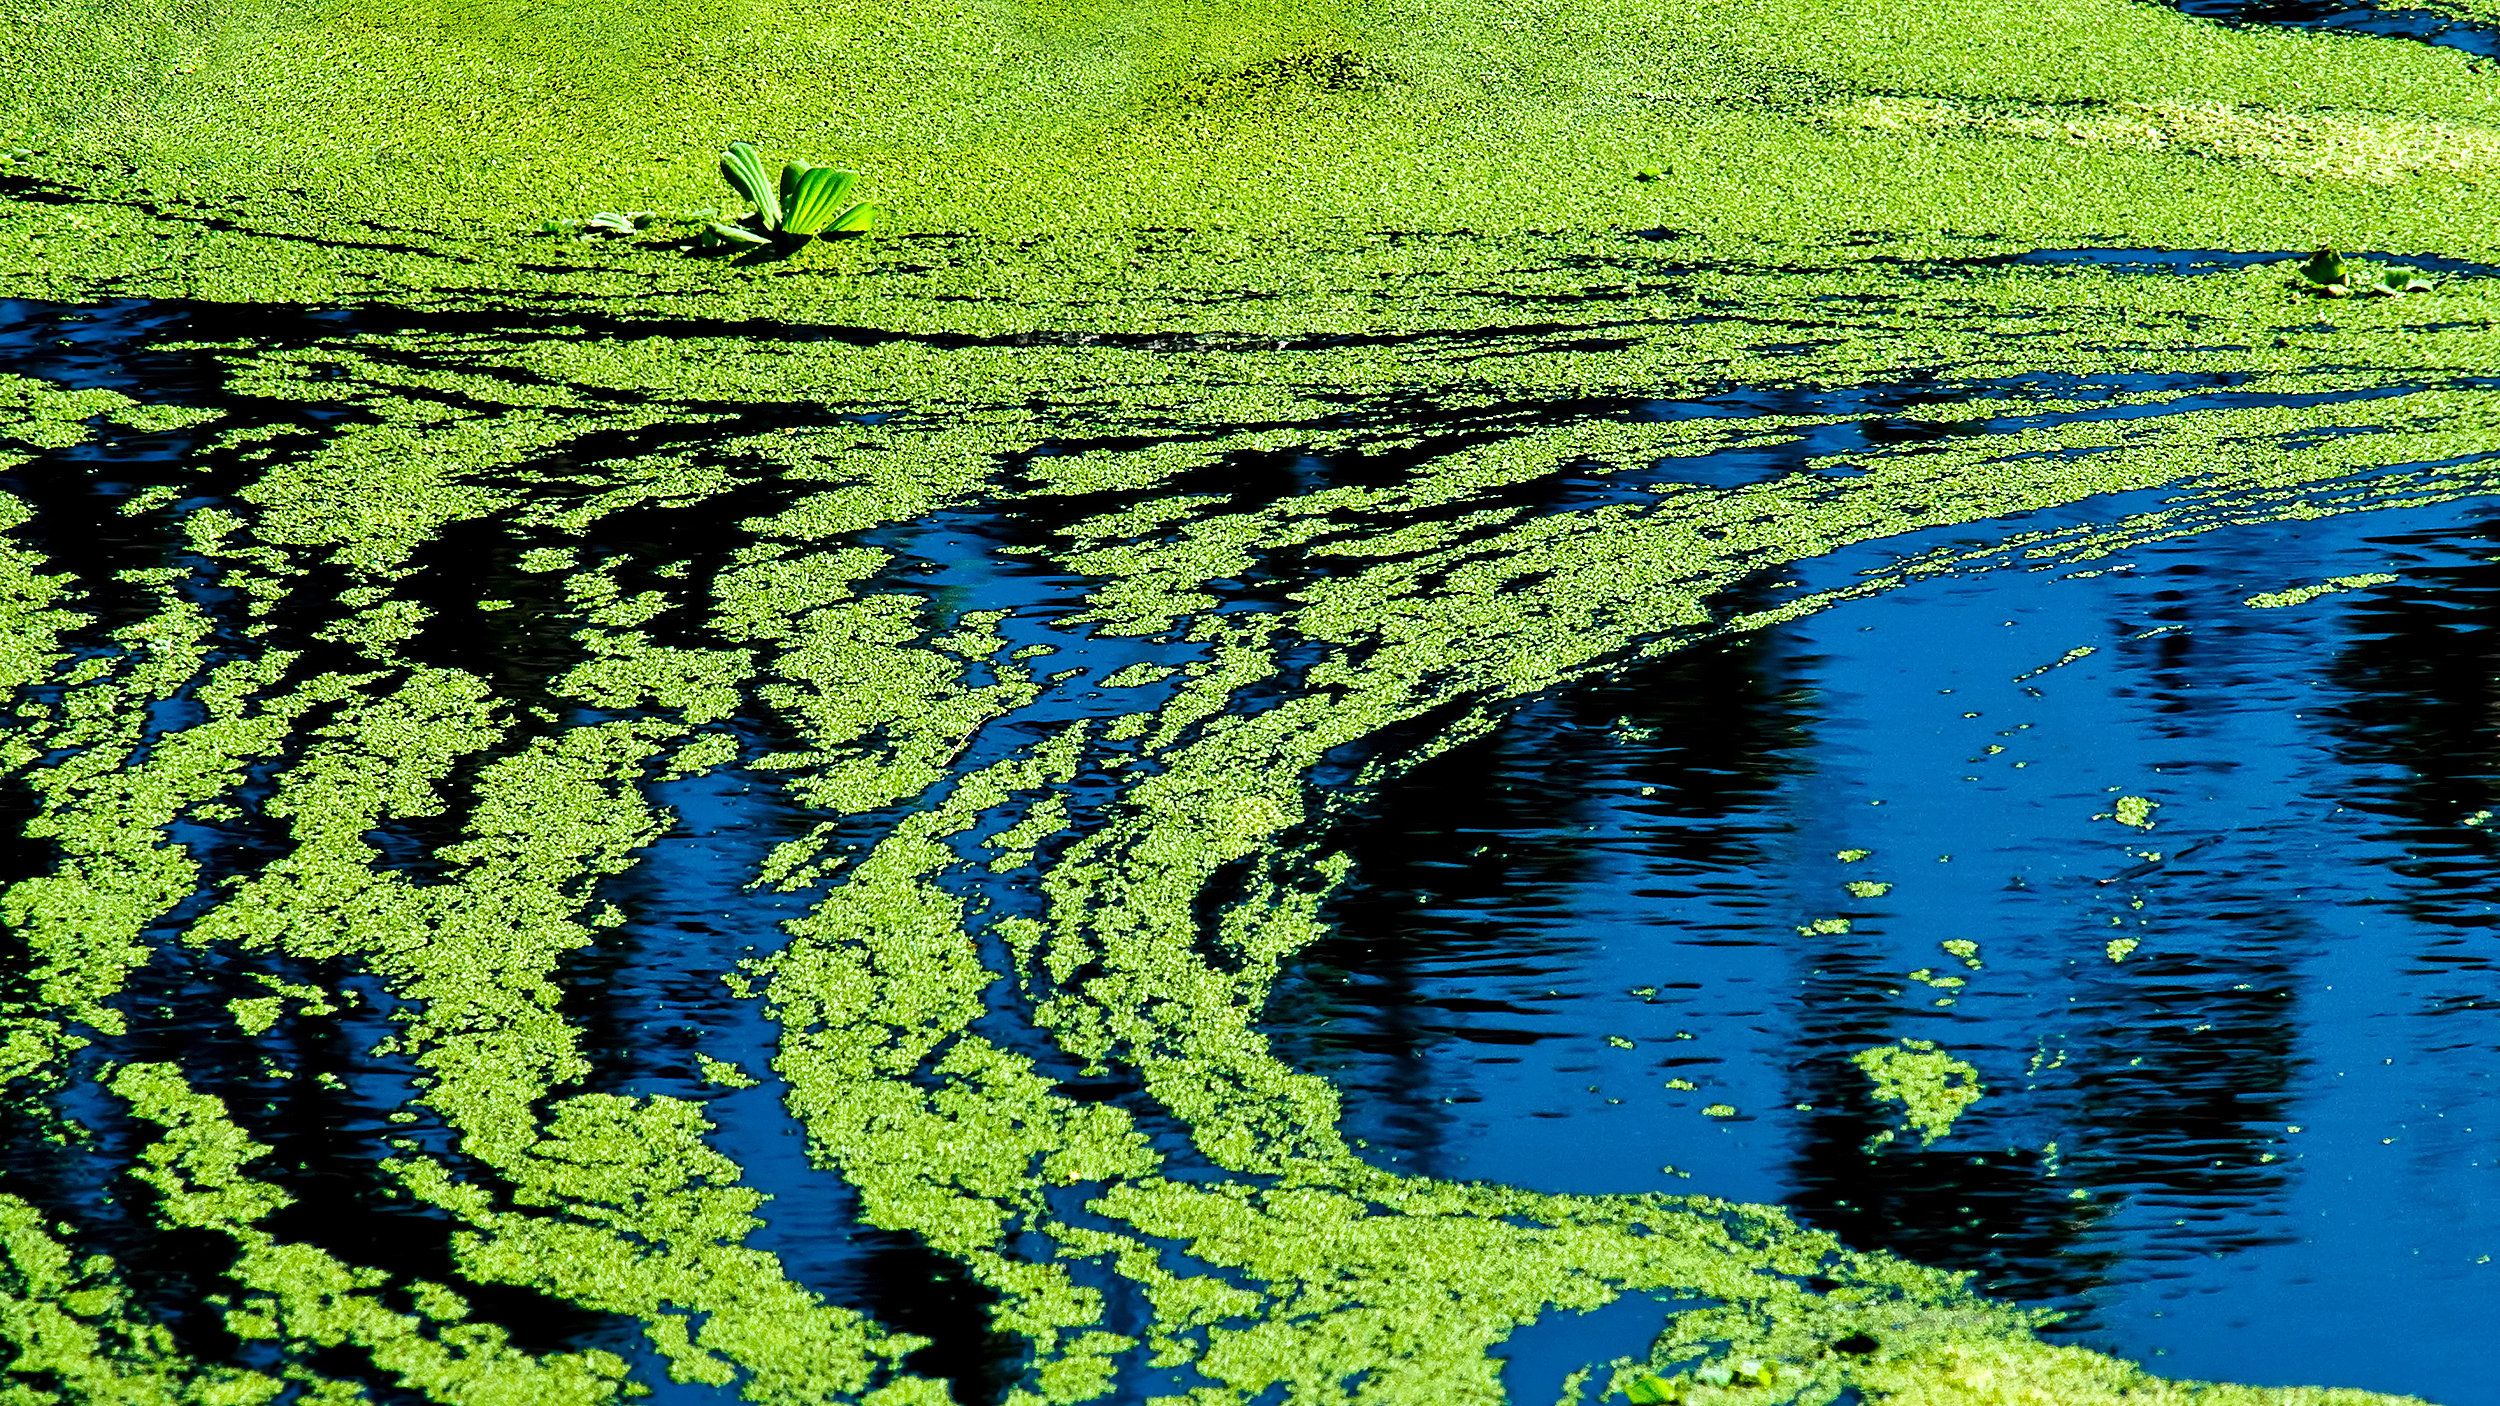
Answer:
1852, 1040, 1986, 1150
2246, 572, 2401, 608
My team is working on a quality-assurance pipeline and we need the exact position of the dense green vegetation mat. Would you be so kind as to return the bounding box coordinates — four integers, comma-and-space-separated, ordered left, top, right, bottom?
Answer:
3, 0, 2498, 1400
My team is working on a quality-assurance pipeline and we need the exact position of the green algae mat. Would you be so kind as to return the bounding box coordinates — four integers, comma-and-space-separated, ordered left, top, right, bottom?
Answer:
4, 0, 2500, 1400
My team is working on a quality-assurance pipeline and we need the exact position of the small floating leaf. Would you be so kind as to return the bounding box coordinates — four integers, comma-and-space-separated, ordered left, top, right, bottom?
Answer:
698, 220, 773, 253
2302, 246, 2348, 287
1623, 1374, 1677, 1404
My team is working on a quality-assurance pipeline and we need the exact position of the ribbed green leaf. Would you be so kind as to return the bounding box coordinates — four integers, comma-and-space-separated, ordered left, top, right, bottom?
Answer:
779, 160, 815, 221
719, 142, 782, 231
818, 200, 881, 237
783, 170, 865, 236
2301, 247, 2347, 287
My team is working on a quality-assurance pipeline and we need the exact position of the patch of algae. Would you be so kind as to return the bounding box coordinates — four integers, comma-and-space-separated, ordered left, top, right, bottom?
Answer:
1850, 1041, 1986, 1151
1628, 1278, 2413, 1406
109, 1060, 637, 1405
2245, 572, 2400, 608
3, 0, 2494, 1398
0, 1185, 281, 1405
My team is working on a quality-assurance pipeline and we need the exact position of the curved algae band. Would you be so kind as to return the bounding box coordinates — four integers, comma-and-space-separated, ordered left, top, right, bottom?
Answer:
2, 0, 2495, 1401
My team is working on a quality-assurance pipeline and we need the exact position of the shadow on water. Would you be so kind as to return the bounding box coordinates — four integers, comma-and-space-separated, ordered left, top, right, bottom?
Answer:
1271, 593, 1818, 1182
851, 1229, 1022, 1406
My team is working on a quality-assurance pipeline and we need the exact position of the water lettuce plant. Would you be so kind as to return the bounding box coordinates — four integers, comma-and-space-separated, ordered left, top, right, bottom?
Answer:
701, 141, 882, 253
2300, 246, 2434, 297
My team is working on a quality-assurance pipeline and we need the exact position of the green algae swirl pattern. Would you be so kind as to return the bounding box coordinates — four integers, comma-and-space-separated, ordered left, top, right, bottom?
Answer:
6, 0, 2500, 1401
5, 261, 2490, 1406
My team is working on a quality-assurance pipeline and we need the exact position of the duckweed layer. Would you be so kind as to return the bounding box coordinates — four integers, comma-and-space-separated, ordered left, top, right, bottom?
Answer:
4, 0, 2498, 1399
3, 0, 2500, 314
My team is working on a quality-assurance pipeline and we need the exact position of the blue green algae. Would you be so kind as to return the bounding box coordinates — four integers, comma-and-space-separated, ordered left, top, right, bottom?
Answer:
4, 0, 2499, 1399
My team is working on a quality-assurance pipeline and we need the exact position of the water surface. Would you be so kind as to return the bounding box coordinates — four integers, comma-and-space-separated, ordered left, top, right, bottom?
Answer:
4, 251, 2498, 1406
1285, 497, 2500, 1403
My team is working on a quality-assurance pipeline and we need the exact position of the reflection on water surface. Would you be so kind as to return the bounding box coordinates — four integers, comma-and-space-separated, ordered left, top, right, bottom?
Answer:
1288, 501, 2500, 1404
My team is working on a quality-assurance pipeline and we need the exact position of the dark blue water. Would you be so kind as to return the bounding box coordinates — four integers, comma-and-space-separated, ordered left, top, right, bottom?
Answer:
1288, 497, 2500, 1405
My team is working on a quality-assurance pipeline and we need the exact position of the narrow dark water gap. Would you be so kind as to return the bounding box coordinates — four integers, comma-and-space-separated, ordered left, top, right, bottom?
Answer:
1278, 493, 2500, 1406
